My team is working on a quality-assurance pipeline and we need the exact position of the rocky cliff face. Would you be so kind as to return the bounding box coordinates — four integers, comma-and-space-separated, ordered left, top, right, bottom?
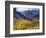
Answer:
14, 8, 39, 20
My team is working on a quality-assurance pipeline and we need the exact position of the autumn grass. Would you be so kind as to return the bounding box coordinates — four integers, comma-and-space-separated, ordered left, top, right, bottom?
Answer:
13, 17, 39, 30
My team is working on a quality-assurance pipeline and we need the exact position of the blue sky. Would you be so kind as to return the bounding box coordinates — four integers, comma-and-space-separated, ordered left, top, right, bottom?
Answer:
16, 8, 39, 12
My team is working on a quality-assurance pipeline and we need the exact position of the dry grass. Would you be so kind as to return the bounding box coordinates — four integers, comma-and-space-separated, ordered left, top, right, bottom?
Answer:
13, 17, 39, 30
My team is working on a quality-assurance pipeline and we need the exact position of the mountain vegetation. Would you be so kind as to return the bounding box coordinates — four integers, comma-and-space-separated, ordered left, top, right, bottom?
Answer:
13, 8, 39, 30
